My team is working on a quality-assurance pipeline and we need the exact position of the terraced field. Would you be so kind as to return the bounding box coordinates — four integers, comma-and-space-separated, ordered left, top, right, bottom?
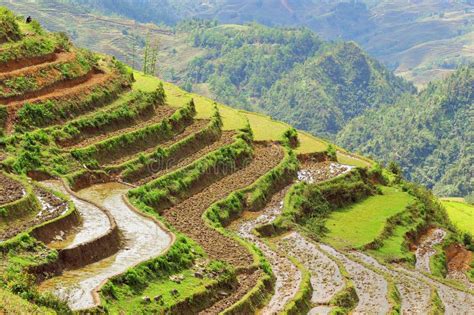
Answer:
0, 8, 473, 314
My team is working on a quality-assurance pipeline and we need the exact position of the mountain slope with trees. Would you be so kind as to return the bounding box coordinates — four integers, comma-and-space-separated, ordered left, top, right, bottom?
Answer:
337, 64, 473, 197
259, 42, 414, 138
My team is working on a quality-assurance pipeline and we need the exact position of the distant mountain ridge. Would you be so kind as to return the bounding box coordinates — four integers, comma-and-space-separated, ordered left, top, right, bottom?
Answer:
337, 65, 474, 197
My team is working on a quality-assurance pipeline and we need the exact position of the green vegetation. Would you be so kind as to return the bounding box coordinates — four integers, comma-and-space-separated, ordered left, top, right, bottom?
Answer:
0, 32, 70, 64
441, 199, 474, 236
338, 65, 474, 197
71, 99, 195, 167
323, 186, 414, 249
54, 86, 165, 145
0, 7, 21, 43
0, 49, 95, 98
129, 128, 253, 212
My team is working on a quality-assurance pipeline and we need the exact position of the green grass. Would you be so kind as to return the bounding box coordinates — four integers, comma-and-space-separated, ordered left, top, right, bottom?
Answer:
441, 199, 474, 236
133, 71, 336, 155
0, 288, 55, 314
104, 269, 215, 314
370, 225, 413, 261
324, 186, 414, 249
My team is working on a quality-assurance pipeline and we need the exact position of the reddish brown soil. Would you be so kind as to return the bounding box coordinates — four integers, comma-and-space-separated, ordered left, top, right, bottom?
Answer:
161, 143, 283, 268
0, 52, 76, 80
0, 52, 57, 73
200, 270, 263, 314
0, 173, 24, 205
134, 131, 236, 185
446, 243, 473, 271
5, 71, 115, 133
61, 105, 177, 149
102, 119, 210, 167
1, 70, 98, 105
0, 187, 67, 241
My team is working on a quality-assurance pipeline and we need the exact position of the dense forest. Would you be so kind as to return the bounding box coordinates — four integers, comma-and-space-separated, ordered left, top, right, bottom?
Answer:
337, 65, 473, 197
182, 23, 413, 138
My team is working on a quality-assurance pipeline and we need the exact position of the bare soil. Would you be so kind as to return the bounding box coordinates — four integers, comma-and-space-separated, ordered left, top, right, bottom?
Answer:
102, 119, 209, 167
5, 71, 117, 133
62, 105, 177, 149
446, 243, 474, 290
0, 187, 67, 241
162, 143, 283, 268
199, 270, 263, 315
0, 52, 57, 73
134, 131, 236, 185
1, 69, 99, 105
0, 52, 76, 80
0, 173, 24, 205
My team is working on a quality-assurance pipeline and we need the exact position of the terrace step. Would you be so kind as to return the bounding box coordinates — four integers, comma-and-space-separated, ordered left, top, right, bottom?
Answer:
0, 51, 76, 79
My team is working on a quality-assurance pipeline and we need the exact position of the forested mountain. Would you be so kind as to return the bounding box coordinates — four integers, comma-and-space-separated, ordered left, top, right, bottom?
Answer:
259, 42, 414, 138
65, 0, 474, 87
181, 23, 413, 138
337, 65, 473, 197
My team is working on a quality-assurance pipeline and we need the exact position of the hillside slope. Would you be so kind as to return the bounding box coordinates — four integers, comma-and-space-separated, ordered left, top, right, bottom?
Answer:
337, 64, 473, 197
62, 0, 474, 86
0, 7, 473, 314
259, 42, 414, 138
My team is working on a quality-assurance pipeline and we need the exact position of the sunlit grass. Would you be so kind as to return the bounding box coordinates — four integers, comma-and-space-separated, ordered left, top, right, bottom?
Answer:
441, 199, 474, 236
133, 71, 373, 159
324, 186, 414, 249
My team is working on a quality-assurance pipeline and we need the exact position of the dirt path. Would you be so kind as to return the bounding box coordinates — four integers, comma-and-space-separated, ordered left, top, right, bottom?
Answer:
163, 143, 283, 313
63, 105, 176, 149
415, 228, 446, 273
134, 131, 236, 185
39, 182, 172, 310
101, 119, 209, 167
278, 232, 345, 313
230, 188, 302, 314
351, 251, 432, 314
319, 244, 391, 314
41, 180, 110, 250
0, 52, 75, 79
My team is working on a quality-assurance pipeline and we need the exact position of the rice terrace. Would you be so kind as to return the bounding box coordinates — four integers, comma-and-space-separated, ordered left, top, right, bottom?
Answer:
0, 5, 473, 315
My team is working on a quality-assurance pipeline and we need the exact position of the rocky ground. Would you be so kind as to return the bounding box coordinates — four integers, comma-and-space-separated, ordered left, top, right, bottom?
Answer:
415, 228, 446, 273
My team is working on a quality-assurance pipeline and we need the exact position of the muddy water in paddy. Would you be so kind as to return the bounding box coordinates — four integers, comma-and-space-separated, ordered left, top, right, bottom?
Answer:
39, 182, 172, 310
228, 162, 352, 314
396, 265, 474, 314
278, 232, 345, 315
231, 188, 302, 315
41, 180, 110, 249
319, 244, 390, 314
351, 251, 432, 314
